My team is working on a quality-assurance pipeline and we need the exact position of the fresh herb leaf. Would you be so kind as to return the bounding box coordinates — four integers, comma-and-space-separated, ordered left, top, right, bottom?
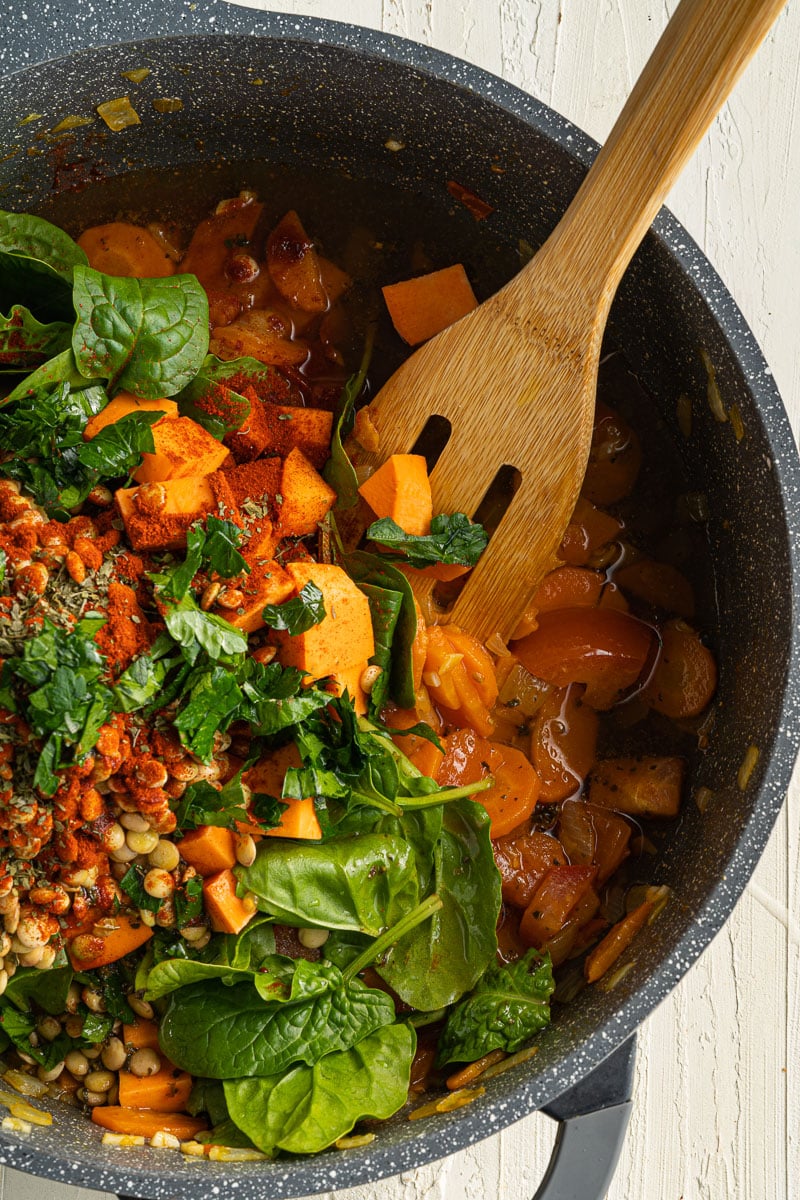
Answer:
0, 1006, 71, 1069
173, 665, 243, 760
72, 266, 209, 398
153, 582, 247, 665
158, 517, 248, 605
359, 582, 402, 717
80, 1009, 116, 1045
250, 792, 288, 831
222, 1023, 414, 1157
0, 304, 71, 370
345, 550, 417, 708
120, 865, 163, 914
112, 642, 179, 712
367, 511, 488, 568
174, 874, 204, 930
175, 768, 251, 833
74, 408, 163, 477
323, 329, 373, 510
262, 581, 325, 636
437, 949, 555, 1065
236, 658, 332, 736
0, 210, 87, 321
2, 966, 74, 1016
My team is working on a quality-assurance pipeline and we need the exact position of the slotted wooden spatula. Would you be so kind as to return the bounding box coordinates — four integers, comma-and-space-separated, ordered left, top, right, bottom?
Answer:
353, 0, 787, 644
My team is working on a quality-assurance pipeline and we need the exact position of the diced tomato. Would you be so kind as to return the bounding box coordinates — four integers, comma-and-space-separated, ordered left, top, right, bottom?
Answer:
519, 864, 597, 947
512, 607, 658, 710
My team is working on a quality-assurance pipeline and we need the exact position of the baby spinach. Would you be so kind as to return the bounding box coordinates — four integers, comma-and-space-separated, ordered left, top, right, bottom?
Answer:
360, 582, 402, 717
2, 966, 74, 1016
223, 1023, 415, 1157
0, 210, 87, 321
367, 511, 489, 568
437, 949, 555, 1066
174, 768, 250, 833
3, 348, 87, 404
173, 664, 243, 760
378, 799, 501, 1011
72, 266, 209, 398
0, 304, 71, 370
158, 965, 396, 1078
345, 550, 417, 708
236, 832, 420, 936
119, 866, 162, 914
262, 581, 325, 636
323, 330, 373, 510
235, 658, 332, 736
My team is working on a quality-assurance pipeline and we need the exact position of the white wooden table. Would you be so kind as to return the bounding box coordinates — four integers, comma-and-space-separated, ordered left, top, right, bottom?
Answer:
3, 2, 798, 1198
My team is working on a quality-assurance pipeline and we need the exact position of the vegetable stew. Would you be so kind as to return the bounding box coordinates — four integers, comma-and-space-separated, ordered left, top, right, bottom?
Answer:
0, 184, 716, 1156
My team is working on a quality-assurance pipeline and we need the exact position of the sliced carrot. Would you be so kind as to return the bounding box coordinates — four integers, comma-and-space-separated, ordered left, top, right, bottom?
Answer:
559, 498, 622, 567
267, 210, 328, 312
493, 832, 566, 909
512, 607, 656, 710
410, 598, 429, 693
519, 864, 597, 948
203, 868, 254, 934
118, 1062, 193, 1112
92, 1108, 208, 1139
277, 447, 337, 537
423, 624, 498, 737
530, 683, 599, 803
582, 403, 642, 506
614, 558, 695, 618
513, 566, 627, 639
437, 730, 540, 839
359, 454, 433, 537
83, 392, 178, 440
643, 620, 717, 718
382, 264, 478, 346
133, 416, 230, 484
588, 756, 685, 819
176, 826, 237, 877
122, 1020, 160, 1051
387, 707, 444, 781
77, 222, 176, 278
584, 899, 654, 983
66, 914, 152, 971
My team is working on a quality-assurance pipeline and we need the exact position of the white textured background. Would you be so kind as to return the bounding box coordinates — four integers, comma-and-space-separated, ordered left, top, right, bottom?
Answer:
3, 2, 799, 1198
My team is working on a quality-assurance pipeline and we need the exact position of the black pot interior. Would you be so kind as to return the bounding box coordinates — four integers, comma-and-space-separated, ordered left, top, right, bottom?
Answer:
0, 24, 797, 1198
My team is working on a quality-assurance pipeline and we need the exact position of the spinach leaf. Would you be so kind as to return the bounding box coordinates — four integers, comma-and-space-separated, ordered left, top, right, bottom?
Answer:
174, 768, 250, 833
187, 1079, 230, 1125
144, 958, 280, 1003
0, 305, 71, 370
173, 665, 243, 760
359, 582, 403, 717
437, 949, 555, 1065
235, 832, 420, 936
0, 210, 87, 321
72, 267, 209, 398
158, 967, 396, 1078
197, 1119, 259, 1149
119, 866, 162, 914
153, 582, 247, 664
225, 916, 276, 970
378, 799, 501, 1010
164, 517, 248, 602
74, 409, 163, 477
323, 334, 372, 510
111, 643, 178, 712
2, 348, 88, 405
0, 1006, 72, 1069
223, 1023, 415, 1157
345, 550, 417, 708
236, 658, 332, 736
2, 966, 73, 1016
367, 511, 489, 568
176, 355, 257, 437
262, 581, 325, 636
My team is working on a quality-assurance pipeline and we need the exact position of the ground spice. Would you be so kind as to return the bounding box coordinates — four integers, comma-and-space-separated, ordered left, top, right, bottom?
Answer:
94, 582, 153, 674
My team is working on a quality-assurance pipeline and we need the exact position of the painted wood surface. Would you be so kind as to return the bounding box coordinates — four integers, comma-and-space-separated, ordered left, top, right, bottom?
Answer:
1, 1, 797, 1198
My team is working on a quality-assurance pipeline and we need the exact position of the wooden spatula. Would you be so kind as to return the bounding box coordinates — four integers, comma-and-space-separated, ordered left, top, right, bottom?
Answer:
353, 0, 787, 644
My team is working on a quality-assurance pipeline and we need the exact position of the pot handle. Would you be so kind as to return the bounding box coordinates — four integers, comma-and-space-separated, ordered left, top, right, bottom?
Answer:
0, 0, 280, 68
532, 1034, 636, 1200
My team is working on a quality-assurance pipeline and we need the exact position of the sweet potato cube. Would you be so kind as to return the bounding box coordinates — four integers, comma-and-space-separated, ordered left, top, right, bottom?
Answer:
274, 562, 374, 682
122, 1020, 160, 1051
382, 264, 478, 346
83, 392, 178, 441
244, 744, 323, 840
251, 404, 334, 470
224, 386, 273, 462
266, 796, 323, 840
116, 475, 216, 552
327, 659, 368, 717
277, 447, 336, 536
588, 756, 685, 818
222, 559, 295, 633
203, 868, 253, 934
133, 416, 229, 484
176, 825, 237, 876
224, 457, 282, 508
66, 914, 152, 971
359, 453, 433, 537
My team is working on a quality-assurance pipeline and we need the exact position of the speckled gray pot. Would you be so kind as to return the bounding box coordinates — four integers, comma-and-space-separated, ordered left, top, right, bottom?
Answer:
0, 3, 799, 1197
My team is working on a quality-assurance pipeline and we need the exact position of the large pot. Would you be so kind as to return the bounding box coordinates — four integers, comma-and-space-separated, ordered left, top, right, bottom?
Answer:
0, 3, 798, 1198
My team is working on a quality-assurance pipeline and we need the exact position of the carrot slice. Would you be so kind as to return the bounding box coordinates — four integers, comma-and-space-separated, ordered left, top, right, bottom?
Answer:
588, 756, 685, 818
614, 559, 695, 618
530, 684, 599, 803
382, 264, 478, 346
519, 865, 597, 948
92, 1108, 208, 1139
584, 899, 654, 983
643, 620, 717, 718
424, 624, 498, 737
559, 498, 622, 566
118, 1063, 193, 1112
437, 730, 540, 839
122, 1020, 160, 1051
77, 222, 176, 279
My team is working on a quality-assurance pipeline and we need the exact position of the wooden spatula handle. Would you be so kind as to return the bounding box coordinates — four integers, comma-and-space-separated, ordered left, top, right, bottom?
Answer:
521, 0, 787, 324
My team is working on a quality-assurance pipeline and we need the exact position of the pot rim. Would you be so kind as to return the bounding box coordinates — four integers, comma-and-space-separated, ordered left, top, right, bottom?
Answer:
1, 6, 799, 1196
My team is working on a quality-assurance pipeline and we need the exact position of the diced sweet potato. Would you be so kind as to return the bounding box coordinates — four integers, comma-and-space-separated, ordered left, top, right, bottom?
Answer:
259, 405, 334, 471
245, 744, 323, 840
266, 796, 322, 840
382, 264, 478, 346
66, 914, 153, 971
224, 385, 273, 462
267, 210, 327, 312
83, 392, 178, 441
274, 562, 375, 681
77, 222, 176, 279
116, 473, 238, 553
221, 559, 294, 633
92, 1108, 208, 1139
203, 868, 253, 934
359, 454, 432, 537
588, 756, 685, 818
326, 659, 368, 717
133, 417, 230, 484
224, 457, 282, 507
519, 865, 597, 948
176, 825, 237, 876
118, 1062, 193, 1112
277, 447, 336, 536
493, 832, 567, 910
